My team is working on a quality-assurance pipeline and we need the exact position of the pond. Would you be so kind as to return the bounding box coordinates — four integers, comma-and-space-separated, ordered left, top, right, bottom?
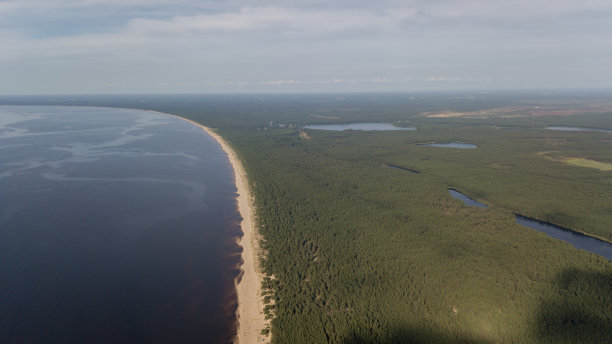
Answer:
424, 142, 477, 149
303, 123, 415, 131
515, 215, 612, 260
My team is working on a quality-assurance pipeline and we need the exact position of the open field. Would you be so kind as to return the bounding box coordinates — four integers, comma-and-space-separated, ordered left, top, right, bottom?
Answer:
562, 157, 612, 171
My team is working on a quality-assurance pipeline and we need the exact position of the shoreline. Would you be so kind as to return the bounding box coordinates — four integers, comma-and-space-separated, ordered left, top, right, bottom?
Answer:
158, 112, 268, 344
513, 213, 612, 246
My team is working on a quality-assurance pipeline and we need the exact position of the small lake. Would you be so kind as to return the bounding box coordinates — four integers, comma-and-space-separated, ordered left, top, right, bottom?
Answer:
424, 142, 477, 149
515, 215, 612, 260
303, 123, 415, 131
448, 189, 488, 208
0, 106, 241, 343
546, 126, 612, 133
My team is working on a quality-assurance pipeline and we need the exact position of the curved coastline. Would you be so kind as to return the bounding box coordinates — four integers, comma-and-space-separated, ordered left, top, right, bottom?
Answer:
154, 111, 268, 344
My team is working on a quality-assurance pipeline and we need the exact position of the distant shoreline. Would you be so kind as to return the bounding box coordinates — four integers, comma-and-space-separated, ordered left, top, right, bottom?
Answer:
153, 111, 268, 344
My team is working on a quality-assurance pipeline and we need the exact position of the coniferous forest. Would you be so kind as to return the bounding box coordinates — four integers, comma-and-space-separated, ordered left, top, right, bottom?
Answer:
2, 92, 612, 343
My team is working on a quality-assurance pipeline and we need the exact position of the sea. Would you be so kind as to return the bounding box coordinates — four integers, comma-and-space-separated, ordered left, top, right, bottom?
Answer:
0, 106, 241, 343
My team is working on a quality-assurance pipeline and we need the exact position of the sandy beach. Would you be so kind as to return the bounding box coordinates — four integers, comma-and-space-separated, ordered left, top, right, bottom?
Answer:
158, 112, 269, 344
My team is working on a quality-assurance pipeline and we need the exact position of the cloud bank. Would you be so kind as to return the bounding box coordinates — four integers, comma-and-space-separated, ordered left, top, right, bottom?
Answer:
1, 0, 611, 93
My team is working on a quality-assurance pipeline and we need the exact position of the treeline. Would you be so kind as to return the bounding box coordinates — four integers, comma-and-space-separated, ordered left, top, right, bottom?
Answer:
9, 93, 612, 343
226, 125, 612, 343
156, 95, 612, 342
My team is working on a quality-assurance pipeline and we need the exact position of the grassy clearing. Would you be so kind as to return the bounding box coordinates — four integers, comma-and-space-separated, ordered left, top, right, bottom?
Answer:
539, 152, 612, 171
563, 157, 612, 171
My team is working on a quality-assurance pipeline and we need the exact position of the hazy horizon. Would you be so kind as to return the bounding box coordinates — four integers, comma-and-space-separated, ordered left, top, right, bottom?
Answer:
2, 0, 611, 94
2, 88, 612, 98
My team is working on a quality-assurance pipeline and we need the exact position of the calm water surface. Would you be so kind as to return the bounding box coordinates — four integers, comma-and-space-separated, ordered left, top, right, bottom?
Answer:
424, 142, 477, 149
515, 215, 612, 260
303, 123, 415, 131
448, 188, 610, 259
0, 106, 241, 343
448, 189, 488, 208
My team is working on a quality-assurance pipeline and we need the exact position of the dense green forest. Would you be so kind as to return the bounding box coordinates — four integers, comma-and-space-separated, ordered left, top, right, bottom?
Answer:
2, 92, 612, 343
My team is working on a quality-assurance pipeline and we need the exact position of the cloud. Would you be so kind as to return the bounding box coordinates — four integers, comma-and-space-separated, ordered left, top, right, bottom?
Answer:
1, 1, 611, 93
311, 78, 397, 84
206, 81, 249, 87
124, 7, 415, 36
258, 80, 301, 86
427, 76, 492, 82
0, 6, 419, 61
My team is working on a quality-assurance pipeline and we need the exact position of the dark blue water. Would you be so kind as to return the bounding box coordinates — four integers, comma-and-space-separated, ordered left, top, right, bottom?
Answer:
447, 187, 610, 259
303, 123, 415, 131
448, 189, 488, 208
425, 142, 477, 149
0, 106, 241, 343
515, 215, 612, 260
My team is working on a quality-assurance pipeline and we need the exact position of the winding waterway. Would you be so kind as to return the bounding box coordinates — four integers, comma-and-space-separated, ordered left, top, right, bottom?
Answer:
448, 189, 611, 259
515, 215, 612, 260
0, 106, 241, 343
448, 189, 487, 208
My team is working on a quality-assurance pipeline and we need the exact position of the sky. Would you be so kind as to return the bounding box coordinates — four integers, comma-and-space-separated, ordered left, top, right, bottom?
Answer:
1, 0, 611, 94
